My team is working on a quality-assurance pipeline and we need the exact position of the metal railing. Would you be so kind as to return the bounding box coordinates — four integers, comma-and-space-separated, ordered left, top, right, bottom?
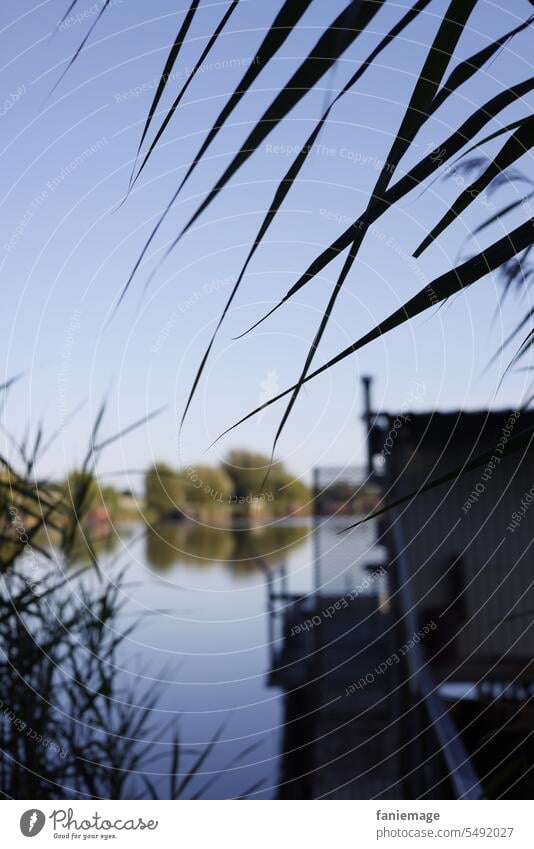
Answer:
389, 510, 484, 800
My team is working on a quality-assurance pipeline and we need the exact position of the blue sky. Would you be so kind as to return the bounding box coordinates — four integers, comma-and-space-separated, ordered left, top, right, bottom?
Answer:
1, 0, 533, 488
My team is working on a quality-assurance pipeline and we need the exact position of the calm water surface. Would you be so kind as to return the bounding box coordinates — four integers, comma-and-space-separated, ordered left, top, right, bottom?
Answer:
93, 516, 383, 799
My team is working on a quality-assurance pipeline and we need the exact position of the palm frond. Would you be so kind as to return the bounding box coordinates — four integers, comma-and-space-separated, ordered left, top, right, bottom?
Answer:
213, 218, 534, 441
180, 0, 432, 425
129, 0, 202, 188
131, 0, 241, 189
415, 117, 534, 256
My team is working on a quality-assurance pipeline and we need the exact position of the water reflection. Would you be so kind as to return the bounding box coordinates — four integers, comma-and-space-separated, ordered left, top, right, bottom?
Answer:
145, 521, 309, 573
22, 517, 384, 799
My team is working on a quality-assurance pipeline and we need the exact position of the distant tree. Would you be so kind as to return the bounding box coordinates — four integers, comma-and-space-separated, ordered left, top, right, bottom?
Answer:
223, 450, 281, 500
144, 463, 184, 518
183, 465, 233, 506
222, 450, 309, 507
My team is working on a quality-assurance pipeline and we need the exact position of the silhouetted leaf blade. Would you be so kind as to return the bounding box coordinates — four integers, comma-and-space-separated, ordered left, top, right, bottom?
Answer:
431, 15, 533, 112
214, 218, 533, 440
175, 724, 225, 798
118, 0, 314, 304
269, 0, 479, 455
177, 0, 388, 242
59, 1, 79, 26
130, 0, 202, 187
51, 0, 112, 95
415, 117, 534, 256
132, 0, 240, 188
240, 77, 534, 335
473, 191, 534, 235
180, 0, 431, 424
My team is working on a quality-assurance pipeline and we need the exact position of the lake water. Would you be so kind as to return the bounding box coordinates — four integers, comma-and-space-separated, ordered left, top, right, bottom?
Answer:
83, 516, 385, 799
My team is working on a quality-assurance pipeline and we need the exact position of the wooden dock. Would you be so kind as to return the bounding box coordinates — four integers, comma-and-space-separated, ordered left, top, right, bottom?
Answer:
270, 594, 404, 799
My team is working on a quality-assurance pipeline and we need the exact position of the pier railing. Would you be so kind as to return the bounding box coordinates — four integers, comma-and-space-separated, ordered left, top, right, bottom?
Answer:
388, 510, 484, 800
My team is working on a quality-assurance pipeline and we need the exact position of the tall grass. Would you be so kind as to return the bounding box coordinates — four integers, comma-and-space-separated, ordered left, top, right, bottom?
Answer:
0, 396, 258, 798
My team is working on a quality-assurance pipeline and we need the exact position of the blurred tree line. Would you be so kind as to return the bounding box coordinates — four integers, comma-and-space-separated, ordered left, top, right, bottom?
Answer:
1, 451, 310, 536
145, 450, 310, 519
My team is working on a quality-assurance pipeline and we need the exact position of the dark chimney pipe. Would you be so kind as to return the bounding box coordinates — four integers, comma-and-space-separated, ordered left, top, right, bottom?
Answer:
361, 376, 374, 478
